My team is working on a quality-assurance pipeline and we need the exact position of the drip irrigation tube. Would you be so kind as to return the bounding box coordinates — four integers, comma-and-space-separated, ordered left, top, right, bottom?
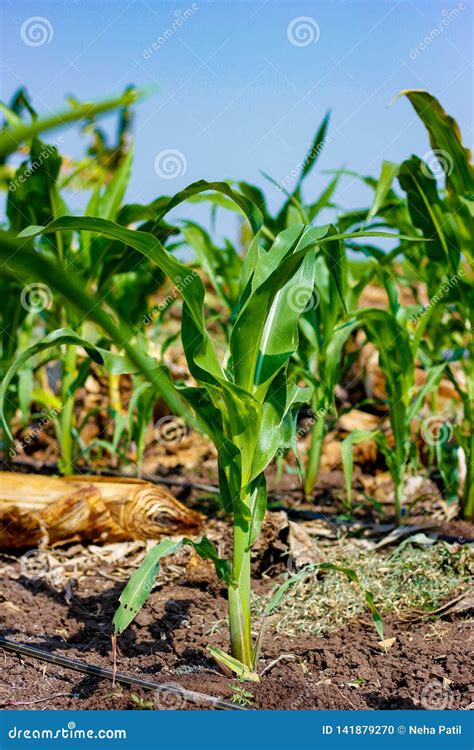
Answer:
0, 636, 246, 711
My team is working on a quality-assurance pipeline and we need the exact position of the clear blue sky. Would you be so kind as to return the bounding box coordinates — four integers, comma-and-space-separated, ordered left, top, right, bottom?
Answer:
1, 0, 472, 235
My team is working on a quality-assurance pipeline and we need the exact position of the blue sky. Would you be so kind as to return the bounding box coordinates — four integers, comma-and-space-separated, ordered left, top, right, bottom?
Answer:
1, 0, 472, 235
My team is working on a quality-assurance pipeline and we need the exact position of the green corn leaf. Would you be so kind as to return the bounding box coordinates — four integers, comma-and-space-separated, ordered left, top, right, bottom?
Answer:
239, 233, 264, 297
218, 382, 262, 482
356, 308, 414, 404
261, 171, 308, 224
323, 320, 359, 393
0, 235, 193, 421
113, 539, 183, 633
232, 226, 408, 394
156, 179, 263, 235
20, 217, 207, 330
249, 225, 309, 290
0, 90, 142, 159
400, 90, 474, 198
253, 250, 316, 386
97, 145, 134, 220
176, 384, 243, 517
179, 375, 260, 491
207, 645, 260, 682
366, 161, 399, 224
249, 370, 290, 481
398, 156, 459, 269
295, 111, 330, 188
231, 226, 318, 390
0, 102, 23, 128
21, 216, 228, 387
307, 173, 340, 221
356, 308, 414, 475
238, 181, 269, 221
114, 537, 232, 635
319, 225, 348, 314
181, 222, 242, 310
406, 363, 446, 422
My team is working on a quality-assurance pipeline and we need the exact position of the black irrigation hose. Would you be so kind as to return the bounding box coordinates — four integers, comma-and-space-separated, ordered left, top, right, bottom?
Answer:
0, 636, 246, 711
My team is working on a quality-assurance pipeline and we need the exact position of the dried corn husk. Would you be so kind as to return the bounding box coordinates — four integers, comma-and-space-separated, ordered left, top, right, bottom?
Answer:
0, 472, 202, 548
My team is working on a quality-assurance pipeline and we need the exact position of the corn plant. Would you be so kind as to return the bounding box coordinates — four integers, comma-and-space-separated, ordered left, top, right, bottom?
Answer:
341, 308, 446, 523
339, 91, 473, 520
5, 135, 133, 472
0, 177, 391, 676
1, 87, 192, 473
177, 118, 358, 497
397, 91, 473, 521
0, 89, 141, 466
295, 242, 382, 496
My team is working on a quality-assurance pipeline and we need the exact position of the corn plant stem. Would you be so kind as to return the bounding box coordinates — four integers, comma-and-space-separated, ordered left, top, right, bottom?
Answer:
393, 473, 404, 526
461, 311, 474, 521
304, 393, 326, 497
228, 517, 253, 668
1, 399, 15, 467
304, 417, 325, 497
461, 338, 474, 521
58, 345, 77, 475
52, 185, 77, 474
109, 373, 122, 415
462, 418, 474, 521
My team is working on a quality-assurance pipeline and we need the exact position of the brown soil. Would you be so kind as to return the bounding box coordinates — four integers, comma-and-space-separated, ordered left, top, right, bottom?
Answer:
0, 569, 472, 711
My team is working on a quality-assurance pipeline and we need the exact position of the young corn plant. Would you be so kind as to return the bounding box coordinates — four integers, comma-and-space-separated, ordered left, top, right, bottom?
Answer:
0, 89, 141, 466
1, 91, 182, 473
0, 182, 386, 678
340, 308, 446, 524
295, 242, 381, 496
340, 90, 473, 520
114, 220, 384, 677
397, 91, 473, 521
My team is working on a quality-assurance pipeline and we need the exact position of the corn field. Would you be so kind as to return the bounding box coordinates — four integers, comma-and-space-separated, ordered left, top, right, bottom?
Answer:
0, 2, 472, 727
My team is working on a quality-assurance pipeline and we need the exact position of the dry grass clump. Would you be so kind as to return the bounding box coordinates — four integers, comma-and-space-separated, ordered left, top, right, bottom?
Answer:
254, 540, 473, 638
